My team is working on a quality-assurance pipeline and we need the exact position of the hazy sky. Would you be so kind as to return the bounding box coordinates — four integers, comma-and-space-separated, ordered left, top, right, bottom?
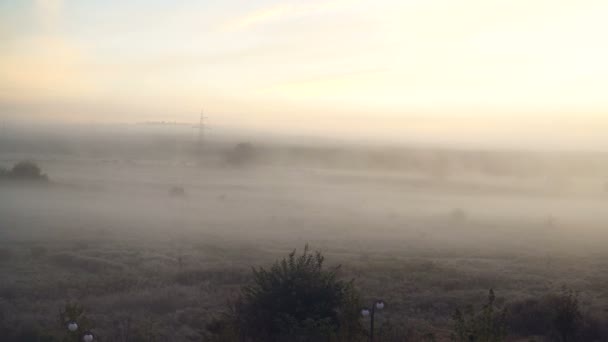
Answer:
1, 0, 608, 145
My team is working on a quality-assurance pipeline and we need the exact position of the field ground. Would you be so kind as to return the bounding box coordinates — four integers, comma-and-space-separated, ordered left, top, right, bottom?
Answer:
1, 154, 608, 341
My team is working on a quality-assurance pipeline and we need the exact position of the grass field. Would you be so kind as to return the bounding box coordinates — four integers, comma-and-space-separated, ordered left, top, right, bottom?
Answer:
2, 143, 608, 341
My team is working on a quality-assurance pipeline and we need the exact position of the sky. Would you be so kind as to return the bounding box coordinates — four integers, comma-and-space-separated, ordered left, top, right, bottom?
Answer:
1, 0, 608, 146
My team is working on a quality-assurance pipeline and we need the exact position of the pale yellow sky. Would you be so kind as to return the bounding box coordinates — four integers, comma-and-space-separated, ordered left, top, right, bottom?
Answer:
1, 0, 608, 143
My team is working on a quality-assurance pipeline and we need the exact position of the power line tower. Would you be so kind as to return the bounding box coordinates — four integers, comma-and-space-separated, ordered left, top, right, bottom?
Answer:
196, 109, 208, 151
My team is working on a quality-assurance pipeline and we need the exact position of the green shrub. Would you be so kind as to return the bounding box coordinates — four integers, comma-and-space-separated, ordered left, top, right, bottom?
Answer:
208, 245, 364, 341
451, 289, 507, 342
506, 289, 607, 342
506, 297, 553, 336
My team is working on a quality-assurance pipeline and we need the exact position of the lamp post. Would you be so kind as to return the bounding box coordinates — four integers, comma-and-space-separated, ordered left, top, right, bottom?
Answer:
361, 299, 386, 342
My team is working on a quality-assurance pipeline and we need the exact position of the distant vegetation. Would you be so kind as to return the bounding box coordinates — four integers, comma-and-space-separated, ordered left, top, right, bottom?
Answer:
0, 161, 48, 182
224, 142, 256, 166
169, 185, 186, 197
450, 208, 468, 223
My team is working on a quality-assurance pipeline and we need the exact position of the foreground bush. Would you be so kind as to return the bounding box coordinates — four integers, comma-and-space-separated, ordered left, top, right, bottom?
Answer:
207, 245, 364, 341
507, 289, 608, 342
451, 289, 507, 342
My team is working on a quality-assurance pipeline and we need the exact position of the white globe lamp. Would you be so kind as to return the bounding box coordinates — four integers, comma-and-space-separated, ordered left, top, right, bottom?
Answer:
82, 332, 94, 342
67, 321, 78, 332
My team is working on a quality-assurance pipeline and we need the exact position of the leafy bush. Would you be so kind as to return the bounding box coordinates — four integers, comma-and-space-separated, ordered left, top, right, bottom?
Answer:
506, 297, 553, 336
451, 289, 507, 342
506, 289, 607, 342
208, 245, 364, 341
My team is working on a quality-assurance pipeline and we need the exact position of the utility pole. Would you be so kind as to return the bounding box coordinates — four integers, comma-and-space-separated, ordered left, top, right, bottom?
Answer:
194, 109, 208, 153
198, 109, 206, 146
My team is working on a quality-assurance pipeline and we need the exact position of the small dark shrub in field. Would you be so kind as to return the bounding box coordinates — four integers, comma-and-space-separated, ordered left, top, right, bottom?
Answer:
450, 208, 468, 223
208, 245, 364, 341
451, 289, 507, 342
507, 289, 607, 342
507, 297, 553, 336
1, 161, 48, 181
225, 142, 256, 166
169, 185, 186, 197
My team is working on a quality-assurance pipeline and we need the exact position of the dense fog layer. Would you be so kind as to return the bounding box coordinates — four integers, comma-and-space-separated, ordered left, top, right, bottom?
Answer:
2, 125, 608, 256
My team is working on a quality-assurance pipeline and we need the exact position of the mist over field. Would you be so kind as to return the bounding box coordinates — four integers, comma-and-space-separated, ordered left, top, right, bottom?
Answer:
3, 0, 608, 340
2, 124, 608, 341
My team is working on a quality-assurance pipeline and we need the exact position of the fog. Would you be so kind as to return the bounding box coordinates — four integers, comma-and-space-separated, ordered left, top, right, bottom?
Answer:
4, 0, 608, 338
3, 124, 608, 257
2, 124, 608, 340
